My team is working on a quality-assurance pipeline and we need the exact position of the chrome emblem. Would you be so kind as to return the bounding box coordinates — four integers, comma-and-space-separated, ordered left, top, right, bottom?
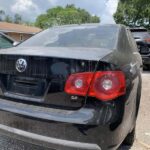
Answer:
16, 58, 27, 72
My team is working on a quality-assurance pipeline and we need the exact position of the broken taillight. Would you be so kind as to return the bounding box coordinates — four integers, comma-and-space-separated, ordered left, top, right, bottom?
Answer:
65, 71, 126, 101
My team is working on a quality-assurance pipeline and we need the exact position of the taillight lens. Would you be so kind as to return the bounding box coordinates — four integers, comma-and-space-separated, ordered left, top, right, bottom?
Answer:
88, 71, 126, 101
65, 71, 126, 101
145, 38, 150, 43
65, 72, 94, 96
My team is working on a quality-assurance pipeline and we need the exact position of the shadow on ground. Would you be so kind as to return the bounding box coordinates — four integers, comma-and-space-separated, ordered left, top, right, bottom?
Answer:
118, 146, 131, 150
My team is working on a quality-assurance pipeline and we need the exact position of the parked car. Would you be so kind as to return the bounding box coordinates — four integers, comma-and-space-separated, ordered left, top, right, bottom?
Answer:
0, 32, 16, 49
130, 27, 150, 69
0, 24, 142, 150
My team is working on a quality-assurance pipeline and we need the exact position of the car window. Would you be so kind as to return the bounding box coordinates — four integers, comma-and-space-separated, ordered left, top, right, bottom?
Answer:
19, 25, 119, 49
132, 31, 150, 39
0, 35, 13, 49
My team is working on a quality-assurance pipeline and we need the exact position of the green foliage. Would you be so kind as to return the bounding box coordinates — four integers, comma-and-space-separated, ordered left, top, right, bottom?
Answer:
4, 15, 13, 23
0, 10, 24, 25
0, 10, 5, 21
35, 5, 100, 29
114, 0, 150, 29
14, 13, 22, 24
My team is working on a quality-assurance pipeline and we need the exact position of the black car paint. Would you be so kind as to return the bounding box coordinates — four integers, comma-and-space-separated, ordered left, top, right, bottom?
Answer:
0, 24, 142, 150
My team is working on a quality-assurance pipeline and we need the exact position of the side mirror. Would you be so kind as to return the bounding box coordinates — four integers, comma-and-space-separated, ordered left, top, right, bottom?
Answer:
13, 41, 20, 46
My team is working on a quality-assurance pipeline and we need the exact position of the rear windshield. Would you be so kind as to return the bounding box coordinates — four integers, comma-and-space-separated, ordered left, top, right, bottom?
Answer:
131, 31, 150, 39
19, 25, 119, 49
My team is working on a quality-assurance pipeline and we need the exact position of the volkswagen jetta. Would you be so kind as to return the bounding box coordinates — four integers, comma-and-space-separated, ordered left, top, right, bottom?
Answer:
0, 24, 142, 150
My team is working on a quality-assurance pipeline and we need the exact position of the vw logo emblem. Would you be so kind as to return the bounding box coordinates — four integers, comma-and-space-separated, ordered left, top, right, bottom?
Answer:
16, 58, 27, 73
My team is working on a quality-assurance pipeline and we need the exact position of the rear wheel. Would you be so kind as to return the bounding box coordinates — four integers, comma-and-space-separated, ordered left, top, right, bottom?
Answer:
122, 127, 135, 146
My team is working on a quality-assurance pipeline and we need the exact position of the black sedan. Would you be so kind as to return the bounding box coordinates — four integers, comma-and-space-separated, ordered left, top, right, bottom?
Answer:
0, 24, 142, 150
131, 28, 150, 69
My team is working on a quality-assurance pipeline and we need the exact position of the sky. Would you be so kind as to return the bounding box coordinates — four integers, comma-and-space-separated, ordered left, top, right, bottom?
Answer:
0, 0, 119, 23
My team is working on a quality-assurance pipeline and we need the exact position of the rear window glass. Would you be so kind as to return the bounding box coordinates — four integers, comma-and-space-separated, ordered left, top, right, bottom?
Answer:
19, 25, 119, 49
131, 31, 150, 39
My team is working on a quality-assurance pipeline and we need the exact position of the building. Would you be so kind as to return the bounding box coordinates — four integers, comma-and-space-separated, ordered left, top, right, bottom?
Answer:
0, 22, 42, 42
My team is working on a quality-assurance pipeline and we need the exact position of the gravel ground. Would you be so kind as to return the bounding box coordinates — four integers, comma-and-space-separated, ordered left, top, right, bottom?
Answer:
0, 73, 149, 150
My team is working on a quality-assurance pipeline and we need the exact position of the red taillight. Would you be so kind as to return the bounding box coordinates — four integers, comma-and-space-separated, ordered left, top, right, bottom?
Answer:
65, 71, 126, 101
65, 72, 94, 96
88, 71, 126, 101
145, 38, 150, 43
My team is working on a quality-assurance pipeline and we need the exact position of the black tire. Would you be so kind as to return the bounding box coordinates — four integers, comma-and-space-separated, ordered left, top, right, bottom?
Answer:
122, 127, 136, 146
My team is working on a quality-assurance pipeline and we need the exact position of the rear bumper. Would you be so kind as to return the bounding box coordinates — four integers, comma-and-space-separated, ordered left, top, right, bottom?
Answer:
0, 98, 114, 125
0, 98, 96, 125
0, 124, 101, 150
0, 98, 126, 150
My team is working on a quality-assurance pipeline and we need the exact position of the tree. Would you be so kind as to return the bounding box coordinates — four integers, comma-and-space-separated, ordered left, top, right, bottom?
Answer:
14, 13, 22, 24
4, 15, 13, 23
0, 10, 5, 21
114, 0, 150, 29
0, 10, 34, 27
35, 5, 100, 29
0, 10, 23, 24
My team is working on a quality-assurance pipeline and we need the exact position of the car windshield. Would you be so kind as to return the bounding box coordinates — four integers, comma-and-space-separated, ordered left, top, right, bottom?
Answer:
19, 25, 119, 49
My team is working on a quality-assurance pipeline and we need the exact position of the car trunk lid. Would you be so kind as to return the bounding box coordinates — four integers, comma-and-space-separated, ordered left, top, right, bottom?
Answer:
0, 47, 113, 109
